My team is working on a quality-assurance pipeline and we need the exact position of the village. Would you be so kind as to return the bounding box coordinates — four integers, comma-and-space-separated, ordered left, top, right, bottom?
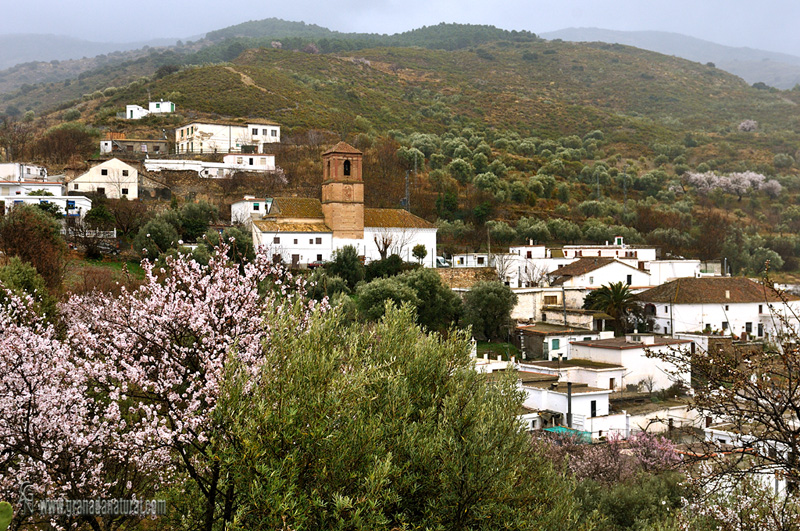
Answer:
3, 97, 799, 503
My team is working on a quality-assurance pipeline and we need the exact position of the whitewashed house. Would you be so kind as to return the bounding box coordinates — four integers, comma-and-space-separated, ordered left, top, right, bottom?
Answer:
637, 277, 800, 339
570, 334, 693, 391
176, 121, 280, 154
0, 162, 48, 182
549, 257, 651, 289
517, 322, 602, 360
249, 142, 436, 267
126, 100, 175, 119
2, 195, 91, 218
0, 180, 62, 196
145, 153, 277, 178
149, 100, 175, 114
523, 358, 625, 393
68, 158, 138, 199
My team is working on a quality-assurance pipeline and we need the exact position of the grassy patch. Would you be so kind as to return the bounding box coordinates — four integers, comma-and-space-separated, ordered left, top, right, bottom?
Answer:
476, 341, 520, 360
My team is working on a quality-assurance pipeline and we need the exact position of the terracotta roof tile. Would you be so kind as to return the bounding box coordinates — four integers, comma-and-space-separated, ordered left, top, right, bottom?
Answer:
271, 197, 324, 219
253, 220, 331, 233
636, 277, 798, 304
364, 208, 435, 229
322, 141, 362, 156
550, 257, 626, 279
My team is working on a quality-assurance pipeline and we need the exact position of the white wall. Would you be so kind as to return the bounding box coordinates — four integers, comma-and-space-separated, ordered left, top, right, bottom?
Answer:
0, 181, 62, 196
148, 101, 175, 114
70, 159, 138, 199
254, 232, 334, 265
647, 260, 702, 285
0, 163, 48, 181
2, 195, 91, 217
650, 301, 774, 338
560, 262, 651, 289
521, 385, 610, 419
363, 227, 437, 267
145, 155, 276, 177
126, 105, 149, 119
571, 341, 691, 391
176, 123, 280, 154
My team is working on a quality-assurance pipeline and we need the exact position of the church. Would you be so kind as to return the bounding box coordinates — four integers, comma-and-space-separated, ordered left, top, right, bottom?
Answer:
240, 142, 437, 267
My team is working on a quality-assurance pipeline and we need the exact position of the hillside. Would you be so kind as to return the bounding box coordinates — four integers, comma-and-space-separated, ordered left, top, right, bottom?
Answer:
543, 27, 800, 89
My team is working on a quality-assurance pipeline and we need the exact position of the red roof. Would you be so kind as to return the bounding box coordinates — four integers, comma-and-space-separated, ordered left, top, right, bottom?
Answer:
322, 142, 362, 156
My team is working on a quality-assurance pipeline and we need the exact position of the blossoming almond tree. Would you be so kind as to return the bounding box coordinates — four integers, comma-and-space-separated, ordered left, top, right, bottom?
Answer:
0, 245, 319, 531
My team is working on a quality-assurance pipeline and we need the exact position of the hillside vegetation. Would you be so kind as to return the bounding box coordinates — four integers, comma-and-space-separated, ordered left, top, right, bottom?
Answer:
5, 24, 800, 278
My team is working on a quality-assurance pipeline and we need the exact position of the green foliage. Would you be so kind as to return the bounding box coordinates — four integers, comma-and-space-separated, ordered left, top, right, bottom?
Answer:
33, 200, 62, 219
201, 226, 255, 264
326, 245, 365, 290
217, 305, 577, 531
179, 200, 218, 242
133, 217, 180, 261
397, 267, 463, 332
306, 269, 350, 301
547, 218, 582, 243
412, 243, 427, 263
516, 217, 551, 243
356, 277, 419, 321
0, 502, 11, 531
364, 254, 413, 281
0, 256, 57, 320
487, 220, 516, 244
0, 205, 66, 290
448, 157, 473, 183
84, 203, 115, 230
584, 282, 638, 336
463, 280, 517, 341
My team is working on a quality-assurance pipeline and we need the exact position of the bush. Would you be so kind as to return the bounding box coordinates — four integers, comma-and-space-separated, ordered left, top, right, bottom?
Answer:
326, 245, 365, 289
0, 205, 66, 290
462, 281, 517, 341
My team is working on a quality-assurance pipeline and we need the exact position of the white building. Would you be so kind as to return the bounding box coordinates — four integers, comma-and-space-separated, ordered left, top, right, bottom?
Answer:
146, 153, 277, 178
126, 100, 175, 119
570, 334, 693, 392
522, 358, 625, 393
249, 142, 436, 267
548, 257, 651, 290
149, 100, 175, 114
637, 277, 800, 339
68, 158, 138, 199
517, 322, 603, 360
0, 162, 48, 182
511, 286, 585, 322
176, 121, 280, 154
2, 195, 91, 218
0, 180, 63, 196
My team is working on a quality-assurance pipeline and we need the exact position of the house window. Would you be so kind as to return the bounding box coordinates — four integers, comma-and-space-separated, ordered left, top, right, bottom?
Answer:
664, 306, 668, 314
477, 257, 485, 265
122, 170, 128, 176
626, 274, 632, 285
249, 158, 254, 165
101, 169, 108, 176
262, 129, 268, 135
73, 184, 79, 190
317, 254, 323, 261
544, 295, 558, 305
724, 305, 729, 311
746, 322, 753, 334
590, 400, 597, 418
343, 160, 351, 176
121, 188, 129, 196
273, 237, 280, 244
759, 304, 763, 314
252, 128, 258, 135
96, 187, 105, 195
526, 251, 532, 258
589, 276, 594, 284
271, 129, 277, 137
722, 322, 728, 330
253, 203, 260, 211
309, 239, 314, 244
316, 237, 322, 244
294, 239, 298, 244
758, 323, 764, 337
551, 339, 560, 350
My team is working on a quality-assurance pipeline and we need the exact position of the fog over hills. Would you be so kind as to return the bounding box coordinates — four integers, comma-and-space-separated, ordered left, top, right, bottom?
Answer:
542, 27, 800, 89
0, 34, 179, 70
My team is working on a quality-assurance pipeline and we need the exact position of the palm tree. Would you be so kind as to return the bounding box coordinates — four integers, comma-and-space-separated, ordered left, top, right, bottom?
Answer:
585, 281, 638, 336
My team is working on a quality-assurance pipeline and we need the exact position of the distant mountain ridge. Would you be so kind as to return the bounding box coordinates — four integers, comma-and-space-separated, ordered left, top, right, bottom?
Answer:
0, 34, 178, 70
542, 27, 800, 89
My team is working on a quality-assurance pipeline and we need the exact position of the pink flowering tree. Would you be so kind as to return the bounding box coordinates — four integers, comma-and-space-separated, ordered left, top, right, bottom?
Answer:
0, 245, 320, 531
684, 170, 781, 201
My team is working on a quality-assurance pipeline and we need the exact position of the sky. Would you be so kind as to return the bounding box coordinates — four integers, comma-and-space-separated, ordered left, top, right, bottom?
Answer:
6, 0, 800, 56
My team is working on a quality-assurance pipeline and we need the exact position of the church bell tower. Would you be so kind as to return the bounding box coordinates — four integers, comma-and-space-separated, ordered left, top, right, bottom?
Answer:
321, 142, 364, 239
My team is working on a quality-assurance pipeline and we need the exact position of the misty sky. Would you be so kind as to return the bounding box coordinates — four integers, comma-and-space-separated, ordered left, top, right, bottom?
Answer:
7, 0, 800, 56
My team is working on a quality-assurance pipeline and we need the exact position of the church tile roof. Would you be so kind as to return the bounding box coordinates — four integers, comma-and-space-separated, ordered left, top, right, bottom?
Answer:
364, 208, 436, 229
